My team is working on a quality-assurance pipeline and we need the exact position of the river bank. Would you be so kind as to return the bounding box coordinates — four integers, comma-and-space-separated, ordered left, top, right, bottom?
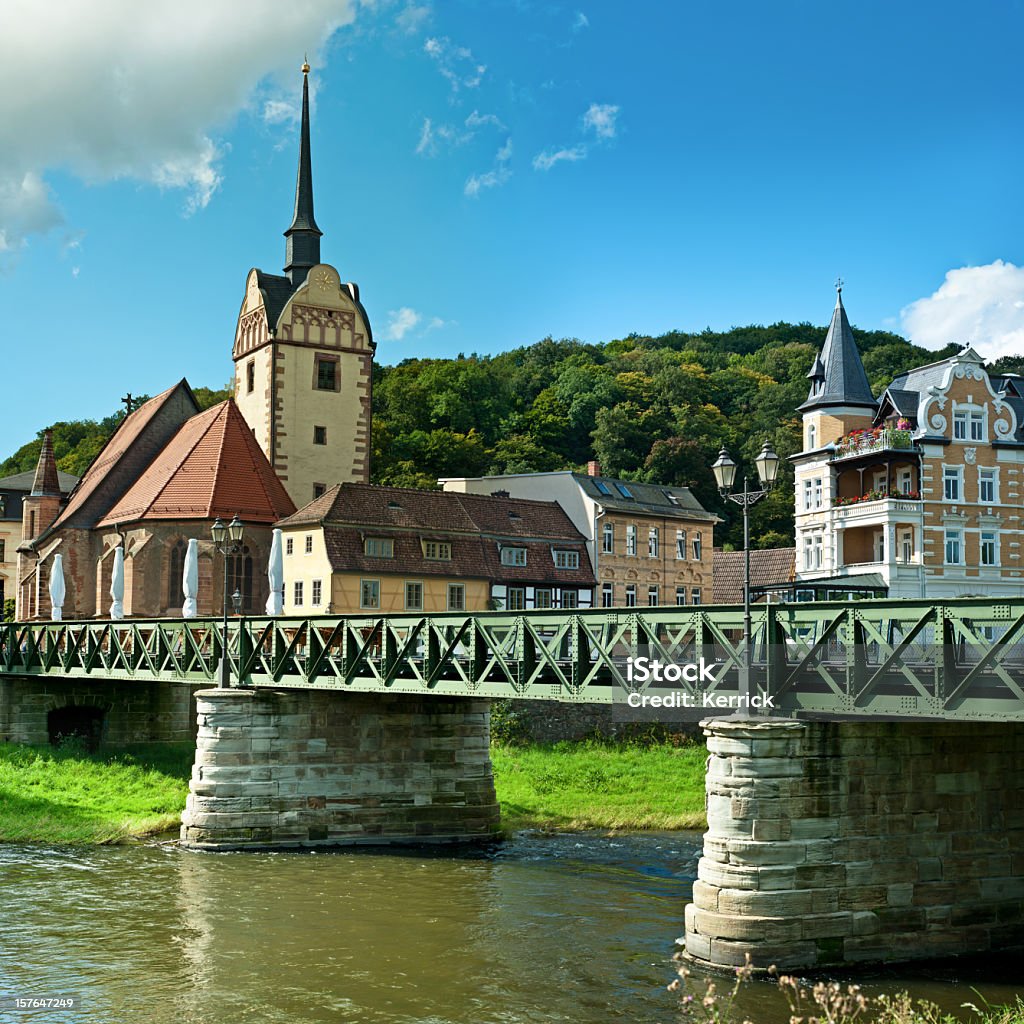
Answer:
0, 737, 708, 844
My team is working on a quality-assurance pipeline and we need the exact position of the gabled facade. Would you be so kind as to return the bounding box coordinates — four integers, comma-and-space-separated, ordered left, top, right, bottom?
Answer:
232, 64, 374, 509
794, 288, 1024, 599
441, 465, 719, 607
276, 483, 595, 614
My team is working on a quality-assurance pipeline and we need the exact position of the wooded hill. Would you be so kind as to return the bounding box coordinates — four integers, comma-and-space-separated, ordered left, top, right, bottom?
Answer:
7, 326, 1017, 549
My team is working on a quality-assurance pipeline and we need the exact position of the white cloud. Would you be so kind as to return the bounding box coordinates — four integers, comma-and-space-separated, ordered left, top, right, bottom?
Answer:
465, 110, 504, 131
263, 99, 300, 125
423, 36, 486, 91
387, 307, 422, 340
900, 260, 1024, 362
532, 145, 586, 171
465, 138, 512, 197
415, 116, 473, 156
427, 316, 452, 330
572, 11, 589, 31
396, 3, 431, 34
583, 102, 619, 139
0, 2, 358, 254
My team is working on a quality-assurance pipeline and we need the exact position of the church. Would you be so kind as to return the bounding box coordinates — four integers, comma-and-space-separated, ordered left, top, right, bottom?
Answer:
15, 64, 373, 620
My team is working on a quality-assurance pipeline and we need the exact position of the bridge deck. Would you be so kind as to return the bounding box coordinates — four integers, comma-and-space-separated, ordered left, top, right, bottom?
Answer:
2, 598, 1022, 719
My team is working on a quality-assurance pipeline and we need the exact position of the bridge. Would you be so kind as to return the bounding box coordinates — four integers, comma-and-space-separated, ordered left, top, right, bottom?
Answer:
2, 597, 1023, 974
3, 596, 1024, 719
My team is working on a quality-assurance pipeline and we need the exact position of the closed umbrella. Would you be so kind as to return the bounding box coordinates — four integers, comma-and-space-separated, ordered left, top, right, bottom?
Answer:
182, 538, 199, 618
265, 528, 284, 615
110, 545, 125, 620
49, 554, 66, 621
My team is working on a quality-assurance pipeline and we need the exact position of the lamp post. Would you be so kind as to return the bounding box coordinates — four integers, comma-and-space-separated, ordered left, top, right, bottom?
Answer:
711, 440, 780, 710
211, 515, 244, 688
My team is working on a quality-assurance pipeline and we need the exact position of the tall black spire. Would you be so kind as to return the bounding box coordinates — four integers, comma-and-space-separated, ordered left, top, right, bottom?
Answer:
283, 61, 322, 287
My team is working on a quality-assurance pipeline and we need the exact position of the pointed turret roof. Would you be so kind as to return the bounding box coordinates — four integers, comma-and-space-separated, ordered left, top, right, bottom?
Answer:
283, 61, 322, 287
799, 285, 877, 413
31, 430, 61, 496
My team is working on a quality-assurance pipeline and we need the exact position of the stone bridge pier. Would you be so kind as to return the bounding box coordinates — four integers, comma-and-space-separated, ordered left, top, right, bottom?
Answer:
179, 688, 500, 850
684, 718, 1024, 970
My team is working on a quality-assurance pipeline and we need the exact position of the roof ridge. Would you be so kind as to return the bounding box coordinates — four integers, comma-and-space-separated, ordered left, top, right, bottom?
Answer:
205, 402, 234, 518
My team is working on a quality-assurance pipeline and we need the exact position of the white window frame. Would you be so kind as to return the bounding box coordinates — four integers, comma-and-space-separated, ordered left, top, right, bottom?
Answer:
897, 468, 913, 495
980, 531, 999, 567
553, 549, 579, 570
507, 587, 526, 611
803, 479, 812, 511
500, 546, 527, 567
648, 527, 659, 558
602, 522, 614, 554
675, 530, 686, 560
625, 525, 637, 556
624, 584, 637, 607
943, 466, 962, 502
601, 583, 614, 607
979, 467, 998, 505
311, 579, 322, 607
647, 585, 659, 606
675, 586, 686, 606
692, 534, 702, 561
304, 534, 313, 554
944, 529, 963, 566
293, 581, 303, 607
535, 588, 552, 609
447, 583, 465, 611
691, 588, 701, 606
813, 478, 823, 509
285, 537, 294, 556
561, 590, 578, 609
807, 423, 817, 449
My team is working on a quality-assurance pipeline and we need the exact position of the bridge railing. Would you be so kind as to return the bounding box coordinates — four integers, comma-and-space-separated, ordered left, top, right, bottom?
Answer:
1, 598, 1022, 719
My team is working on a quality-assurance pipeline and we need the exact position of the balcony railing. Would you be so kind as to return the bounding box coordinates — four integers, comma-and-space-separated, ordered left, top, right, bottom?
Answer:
834, 490, 921, 508
831, 427, 917, 462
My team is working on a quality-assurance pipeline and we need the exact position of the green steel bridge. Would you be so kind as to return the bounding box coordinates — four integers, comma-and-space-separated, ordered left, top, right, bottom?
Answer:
2, 597, 1023, 720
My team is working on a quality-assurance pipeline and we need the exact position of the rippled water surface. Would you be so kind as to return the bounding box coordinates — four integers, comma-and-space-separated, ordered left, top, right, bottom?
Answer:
0, 833, 1020, 1023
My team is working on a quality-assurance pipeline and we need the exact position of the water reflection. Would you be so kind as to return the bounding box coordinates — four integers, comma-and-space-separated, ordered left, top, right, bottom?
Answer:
0, 834, 1019, 1024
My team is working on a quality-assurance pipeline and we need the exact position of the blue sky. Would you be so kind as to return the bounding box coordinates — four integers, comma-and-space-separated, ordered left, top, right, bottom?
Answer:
2, 0, 1023, 452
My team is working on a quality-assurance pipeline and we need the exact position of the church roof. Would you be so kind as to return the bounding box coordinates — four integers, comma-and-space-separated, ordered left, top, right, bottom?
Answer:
50, 379, 199, 532
799, 288, 877, 413
97, 400, 295, 526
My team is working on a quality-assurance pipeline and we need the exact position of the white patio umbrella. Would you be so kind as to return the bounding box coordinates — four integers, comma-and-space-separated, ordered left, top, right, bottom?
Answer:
110, 545, 125, 620
182, 538, 199, 618
265, 528, 284, 615
49, 554, 66, 621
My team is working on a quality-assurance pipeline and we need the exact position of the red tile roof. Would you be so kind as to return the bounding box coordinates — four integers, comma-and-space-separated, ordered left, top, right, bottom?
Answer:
97, 400, 295, 526
712, 547, 795, 604
280, 483, 595, 585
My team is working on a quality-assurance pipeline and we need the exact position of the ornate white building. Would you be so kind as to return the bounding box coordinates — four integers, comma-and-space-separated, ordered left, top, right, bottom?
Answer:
793, 287, 1024, 599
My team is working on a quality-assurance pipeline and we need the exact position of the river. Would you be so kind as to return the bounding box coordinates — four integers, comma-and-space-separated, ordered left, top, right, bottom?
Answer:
0, 832, 1020, 1023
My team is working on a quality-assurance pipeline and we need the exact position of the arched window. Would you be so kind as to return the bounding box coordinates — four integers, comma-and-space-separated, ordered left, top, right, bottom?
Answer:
807, 423, 817, 450
228, 546, 254, 611
168, 539, 186, 609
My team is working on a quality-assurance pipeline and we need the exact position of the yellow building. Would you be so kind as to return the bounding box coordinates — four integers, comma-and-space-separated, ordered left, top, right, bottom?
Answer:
277, 483, 596, 615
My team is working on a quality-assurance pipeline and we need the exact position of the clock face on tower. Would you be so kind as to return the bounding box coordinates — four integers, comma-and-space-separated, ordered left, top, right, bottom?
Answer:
315, 270, 332, 290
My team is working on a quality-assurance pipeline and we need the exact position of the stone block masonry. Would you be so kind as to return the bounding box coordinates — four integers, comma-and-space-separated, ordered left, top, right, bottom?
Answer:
180, 689, 501, 850
684, 718, 1024, 970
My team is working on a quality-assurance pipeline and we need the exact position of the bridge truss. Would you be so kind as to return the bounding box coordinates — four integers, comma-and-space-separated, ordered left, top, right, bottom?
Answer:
2, 598, 1022, 719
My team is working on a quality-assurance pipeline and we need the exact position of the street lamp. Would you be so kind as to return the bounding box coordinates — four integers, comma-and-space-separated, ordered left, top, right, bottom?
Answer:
712, 440, 779, 711
211, 515, 244, 688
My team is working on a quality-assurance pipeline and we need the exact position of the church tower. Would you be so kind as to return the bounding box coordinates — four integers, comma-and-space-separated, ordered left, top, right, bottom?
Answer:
232, 62, 374, 508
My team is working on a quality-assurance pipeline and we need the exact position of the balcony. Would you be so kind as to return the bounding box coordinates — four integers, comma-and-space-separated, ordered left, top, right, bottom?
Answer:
832, 495, 923, 527
830, 427, 918, 463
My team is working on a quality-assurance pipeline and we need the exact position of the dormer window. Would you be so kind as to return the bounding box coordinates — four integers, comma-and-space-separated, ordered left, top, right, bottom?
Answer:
364, 537, 394, 558
501, 546, 527, 566
553, 549, 579, 569
422, 540, 451, 560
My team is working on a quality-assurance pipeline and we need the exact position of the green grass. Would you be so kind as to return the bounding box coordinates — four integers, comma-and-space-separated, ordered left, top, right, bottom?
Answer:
0, 741, 194, 844
492, 738, 707, 832
0, 737, 707, 843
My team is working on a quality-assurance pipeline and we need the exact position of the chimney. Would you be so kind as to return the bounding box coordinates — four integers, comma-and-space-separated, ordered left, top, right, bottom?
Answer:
586, 460, 601, 477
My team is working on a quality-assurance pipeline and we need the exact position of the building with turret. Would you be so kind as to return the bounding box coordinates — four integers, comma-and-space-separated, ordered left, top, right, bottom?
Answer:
793, 286, 1024, 599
